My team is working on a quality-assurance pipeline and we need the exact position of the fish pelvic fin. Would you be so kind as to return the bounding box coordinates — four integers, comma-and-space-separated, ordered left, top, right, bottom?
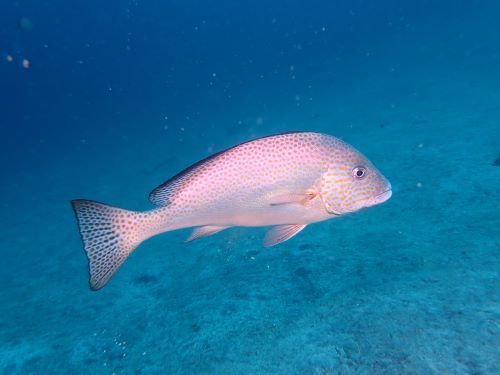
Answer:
186, 225, 231, 242
264, 224, 307, 247
71, 200, 153, 290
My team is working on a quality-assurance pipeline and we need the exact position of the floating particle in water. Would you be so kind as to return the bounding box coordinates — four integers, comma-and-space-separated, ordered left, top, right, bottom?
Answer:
256, 117, 263, 125
18, 16, 34, 31
22, 59, 30, 69
416, 182, 423, 188
5, 55, 13, 62
417, 143, 424, 148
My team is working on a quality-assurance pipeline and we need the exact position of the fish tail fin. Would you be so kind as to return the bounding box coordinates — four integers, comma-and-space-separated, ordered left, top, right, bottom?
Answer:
71, 199, 153, 290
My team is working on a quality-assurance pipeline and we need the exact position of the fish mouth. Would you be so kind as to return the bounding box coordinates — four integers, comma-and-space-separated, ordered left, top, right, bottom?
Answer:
369, 188, 392, 205
376, 188, 392, 198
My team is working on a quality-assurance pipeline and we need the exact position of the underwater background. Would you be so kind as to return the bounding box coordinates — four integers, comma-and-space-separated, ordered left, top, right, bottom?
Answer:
1, 0, 499, 374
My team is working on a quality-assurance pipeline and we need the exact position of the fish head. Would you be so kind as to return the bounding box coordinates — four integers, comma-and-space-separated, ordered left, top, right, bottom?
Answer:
319, 141, 392, 215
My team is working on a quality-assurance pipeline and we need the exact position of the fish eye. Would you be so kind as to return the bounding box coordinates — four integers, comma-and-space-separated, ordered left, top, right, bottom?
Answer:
352, 167, 366, 179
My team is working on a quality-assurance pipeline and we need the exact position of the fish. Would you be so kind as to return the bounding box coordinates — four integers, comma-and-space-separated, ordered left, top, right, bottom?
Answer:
71, 132, 392, 290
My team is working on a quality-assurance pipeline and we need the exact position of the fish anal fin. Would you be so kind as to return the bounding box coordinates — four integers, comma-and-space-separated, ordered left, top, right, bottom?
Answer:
269, 189, 317, 207
264, 224, 307, 247
186, 225, 230, 242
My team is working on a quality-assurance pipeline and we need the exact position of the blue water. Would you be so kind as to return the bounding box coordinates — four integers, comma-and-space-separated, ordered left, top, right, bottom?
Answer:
1, 0, 499, 374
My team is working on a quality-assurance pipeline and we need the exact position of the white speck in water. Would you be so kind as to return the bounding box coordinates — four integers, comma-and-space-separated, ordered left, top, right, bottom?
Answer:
416, 182, 423, 188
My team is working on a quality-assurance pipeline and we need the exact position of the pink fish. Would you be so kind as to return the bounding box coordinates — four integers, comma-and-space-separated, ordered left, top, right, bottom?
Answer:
72, 132, 391, 290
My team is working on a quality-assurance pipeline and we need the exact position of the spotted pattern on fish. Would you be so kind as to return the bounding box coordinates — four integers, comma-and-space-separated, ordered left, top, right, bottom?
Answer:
72, 132, 391, 290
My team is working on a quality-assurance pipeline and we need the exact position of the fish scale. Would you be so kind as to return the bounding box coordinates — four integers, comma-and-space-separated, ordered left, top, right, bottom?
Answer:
72, 132, 391, 290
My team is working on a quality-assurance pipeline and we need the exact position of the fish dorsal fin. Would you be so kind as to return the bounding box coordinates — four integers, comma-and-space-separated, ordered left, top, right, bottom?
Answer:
264, 224, 307, 247
149, 150, 225, 206
186, 225, 230, 242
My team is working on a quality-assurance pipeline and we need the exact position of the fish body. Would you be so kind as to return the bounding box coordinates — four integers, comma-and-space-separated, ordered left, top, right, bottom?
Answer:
72, 132, 391, 290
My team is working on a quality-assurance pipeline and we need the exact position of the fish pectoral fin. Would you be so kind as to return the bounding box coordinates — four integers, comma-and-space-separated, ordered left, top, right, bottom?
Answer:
186, 225, 231, 242
264, 224, 307, 247
269, 190, 317, 207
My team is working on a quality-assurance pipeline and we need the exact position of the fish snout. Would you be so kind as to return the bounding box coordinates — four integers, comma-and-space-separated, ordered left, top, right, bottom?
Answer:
369, 177, 392, 206
373, 188, 392, 204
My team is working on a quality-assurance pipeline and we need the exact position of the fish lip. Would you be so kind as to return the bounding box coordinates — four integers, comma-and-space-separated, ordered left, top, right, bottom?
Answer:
367, 188, 392, 206
375, 188, 392, 198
